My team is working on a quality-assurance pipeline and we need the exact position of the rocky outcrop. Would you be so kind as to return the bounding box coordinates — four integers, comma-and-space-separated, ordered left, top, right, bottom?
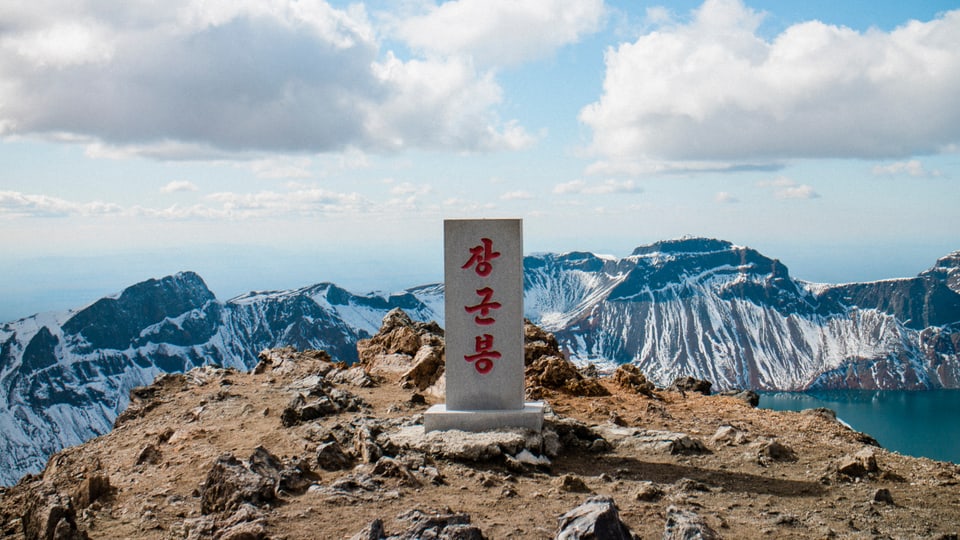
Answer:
22, 487, 89, 540
612, 364, 656, 397
670, 376, 712, 396
357, 309, 446, 396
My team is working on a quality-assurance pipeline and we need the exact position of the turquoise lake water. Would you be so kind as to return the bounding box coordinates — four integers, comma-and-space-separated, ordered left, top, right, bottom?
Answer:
759, 390, 960, 464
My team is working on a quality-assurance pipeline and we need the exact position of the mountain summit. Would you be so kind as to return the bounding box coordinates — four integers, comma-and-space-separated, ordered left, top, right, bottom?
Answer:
1, 239, 958, 485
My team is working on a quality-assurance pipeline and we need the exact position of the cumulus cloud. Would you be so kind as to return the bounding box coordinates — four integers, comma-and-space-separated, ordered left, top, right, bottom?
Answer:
872, 159, 941, 177
0, 191, 122, 217
0, 184, 372, 220
160, 180, 199, 193
715, 191, 739, 203
757, 176, 820, 199
580, 0, 960, 171
394, 0, 605, 67
0, 0, 533, 158
500, 190, 534, 200
553, 179, 642, 195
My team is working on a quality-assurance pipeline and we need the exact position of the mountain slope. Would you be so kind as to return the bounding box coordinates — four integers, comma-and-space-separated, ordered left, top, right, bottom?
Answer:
1, 239, 958, 486
0, 273, 440, 486
524, 239, 959, 392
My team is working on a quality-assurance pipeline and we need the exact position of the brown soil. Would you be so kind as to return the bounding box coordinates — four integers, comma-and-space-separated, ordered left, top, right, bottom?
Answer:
2, 354, 958, 539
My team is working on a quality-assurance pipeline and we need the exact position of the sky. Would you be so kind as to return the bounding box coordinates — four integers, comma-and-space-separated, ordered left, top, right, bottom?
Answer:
1, 0, 959, 322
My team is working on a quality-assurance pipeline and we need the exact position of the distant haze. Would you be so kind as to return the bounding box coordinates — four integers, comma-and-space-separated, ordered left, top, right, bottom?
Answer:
1, 239, 952, 323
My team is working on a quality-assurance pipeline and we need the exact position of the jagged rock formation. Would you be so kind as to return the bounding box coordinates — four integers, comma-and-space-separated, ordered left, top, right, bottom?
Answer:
1, 238, 959, 485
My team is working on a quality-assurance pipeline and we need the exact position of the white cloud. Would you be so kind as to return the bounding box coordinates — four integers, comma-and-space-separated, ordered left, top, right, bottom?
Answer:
776, 184, 819, 199
0, 191, 122, 217
160, 180, 199, 193
553, 179, 642, 195
500, 190, 534, 200
872, 159, 941, 177
0, 1, 531, 157
581, 0, 960, 170
715, 191, 739, 203
249, 157, 313, 180
389, 182, 432, 197
757, 176, 820, 199
393, 0, 605, 67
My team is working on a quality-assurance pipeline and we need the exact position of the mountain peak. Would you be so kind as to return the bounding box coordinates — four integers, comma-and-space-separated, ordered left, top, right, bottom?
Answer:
61, 271, 216, 351
631, 237, 735, 257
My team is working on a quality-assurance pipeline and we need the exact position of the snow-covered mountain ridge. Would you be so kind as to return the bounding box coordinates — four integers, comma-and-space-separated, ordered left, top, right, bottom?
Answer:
1, 238, 958, 485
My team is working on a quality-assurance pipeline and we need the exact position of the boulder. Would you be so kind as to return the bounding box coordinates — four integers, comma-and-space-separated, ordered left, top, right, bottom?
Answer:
22, 487, 89, 540
555, 496, 634, 539
669, 376, 712, 396
663, 506, 720, 540
612, 364, 657, 397
526, 356, 609, 397
757, 440, 798, 465
400, 345, 445, 392
350, 509, 484, 540
71, 473, 111, 509
200, 453, 276, 514
837, 447, 880, 479
552, 474, 591, 493
316, 439, 354, 471
717, 389, 760, 407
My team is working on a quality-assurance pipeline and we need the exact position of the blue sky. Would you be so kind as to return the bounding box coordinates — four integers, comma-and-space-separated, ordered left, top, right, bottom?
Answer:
1, 0, 959, 322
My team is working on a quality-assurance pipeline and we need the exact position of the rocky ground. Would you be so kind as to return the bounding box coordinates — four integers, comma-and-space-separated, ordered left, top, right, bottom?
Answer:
2, 309, 959, 539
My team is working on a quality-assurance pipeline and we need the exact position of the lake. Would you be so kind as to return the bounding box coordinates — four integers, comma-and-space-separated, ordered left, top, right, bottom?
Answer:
759, 390, 960, 464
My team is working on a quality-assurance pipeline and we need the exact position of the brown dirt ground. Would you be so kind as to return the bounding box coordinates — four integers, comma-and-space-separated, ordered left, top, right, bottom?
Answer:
2, 354, 959, 539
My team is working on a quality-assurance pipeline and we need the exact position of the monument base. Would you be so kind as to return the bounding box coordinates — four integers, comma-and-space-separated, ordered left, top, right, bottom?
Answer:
424, 402, 545, 433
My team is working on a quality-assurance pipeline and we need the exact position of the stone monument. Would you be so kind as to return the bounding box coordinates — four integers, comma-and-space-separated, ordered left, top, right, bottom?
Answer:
424, 219, 544, 432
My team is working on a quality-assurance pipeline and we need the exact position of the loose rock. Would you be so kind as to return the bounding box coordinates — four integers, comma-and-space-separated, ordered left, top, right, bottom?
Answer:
663, 505, 721, 540
555, 496, 633, 540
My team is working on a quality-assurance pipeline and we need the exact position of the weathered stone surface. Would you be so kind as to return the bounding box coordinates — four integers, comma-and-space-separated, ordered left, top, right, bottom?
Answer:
329, 365, 377, 388
136, 443, 162, 466
348, 518, 386, 540
400, 345, 445, 392
757, 440, 797, 465
350, 509, 483, 540
22, 487, 89, 540
316, 439, 354, 471
717, 389, 760, 407
663, 506, 720, 540
526, 356, 609, 397
200, 453, 276, 514
873, 488, 895, 505
837, 447, 880, 479
71, 473, 111, 509
552, 474, 591, 493
372, 457, 421, 487
184, 504, 267, 540
595, 426, 708, 455
354, 422, 384, 464
612, 364, 657, 396
670, 376, 712, 396
384, 425, 536, 462
394, 509, 483, 540
555, 496, 633, 539
524, 320, 562, 366
711, 425, 748, 446
280, 382, 365, 427
358, 309, 436, 366
634, 481, 663, 502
